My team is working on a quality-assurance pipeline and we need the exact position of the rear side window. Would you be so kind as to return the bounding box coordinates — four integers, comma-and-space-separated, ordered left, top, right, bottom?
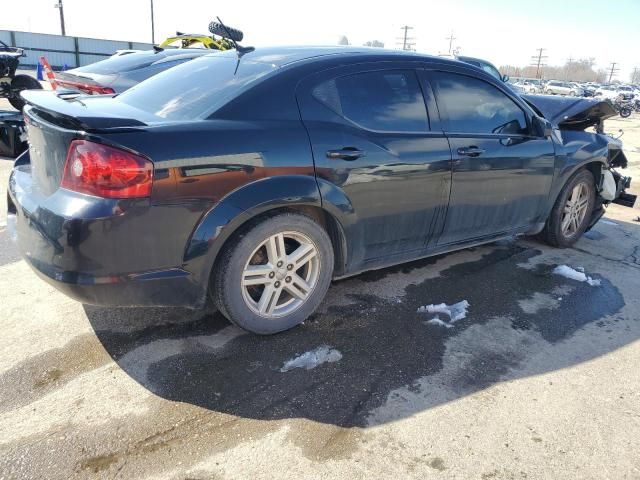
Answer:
312, 70, 429, 132
117, 54, 276, 121
431, 72, 527, 135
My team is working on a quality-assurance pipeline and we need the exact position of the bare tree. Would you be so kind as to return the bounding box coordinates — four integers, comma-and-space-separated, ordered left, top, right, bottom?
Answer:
501, 58, 605, 82
337, 35, 350, 46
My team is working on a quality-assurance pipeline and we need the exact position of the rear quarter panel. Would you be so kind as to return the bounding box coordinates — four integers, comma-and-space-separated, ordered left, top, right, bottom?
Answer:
99, 111, 318, 304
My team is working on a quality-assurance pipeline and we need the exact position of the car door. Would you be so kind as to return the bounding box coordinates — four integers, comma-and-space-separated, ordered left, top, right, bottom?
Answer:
427, 69, 555, 246
297, 63, 452, 266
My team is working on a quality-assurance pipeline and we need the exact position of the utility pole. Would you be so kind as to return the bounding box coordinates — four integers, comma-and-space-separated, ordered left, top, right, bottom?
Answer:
150, 0, 155, 44
565, 56, 573, 81
632, 67, 639, 84
54, 0, 65, 36
396, 26, 414, 51
446, 31, 456, 54
608, 62, 619, 83
530, 48, 548, 79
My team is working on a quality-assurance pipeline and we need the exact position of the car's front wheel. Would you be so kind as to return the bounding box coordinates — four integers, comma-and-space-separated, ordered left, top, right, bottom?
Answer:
541, 169, 595, 247
212, 212, 334, 334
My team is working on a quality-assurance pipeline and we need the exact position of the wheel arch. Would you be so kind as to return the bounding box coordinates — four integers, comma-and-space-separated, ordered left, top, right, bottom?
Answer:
545, 158, 606, 222
182, 175, 353, 306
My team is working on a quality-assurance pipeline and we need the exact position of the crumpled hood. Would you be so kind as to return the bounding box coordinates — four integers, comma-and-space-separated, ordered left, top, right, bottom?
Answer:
523, 95, 617, 131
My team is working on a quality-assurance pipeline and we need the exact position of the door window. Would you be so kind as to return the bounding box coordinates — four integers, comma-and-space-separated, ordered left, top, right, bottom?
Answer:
431, 72, 528, 135
312, 70, 429, 132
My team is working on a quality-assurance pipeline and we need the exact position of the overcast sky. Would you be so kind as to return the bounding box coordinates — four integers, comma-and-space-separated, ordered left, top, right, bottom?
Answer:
3, 0, 639, 81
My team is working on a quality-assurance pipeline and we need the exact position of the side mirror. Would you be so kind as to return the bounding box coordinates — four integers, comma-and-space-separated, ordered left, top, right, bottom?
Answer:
532, 116, 553, 138
502, 74, 510, 83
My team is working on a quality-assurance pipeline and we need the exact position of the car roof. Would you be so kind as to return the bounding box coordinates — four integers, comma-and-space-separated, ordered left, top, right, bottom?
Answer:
205, 45, 452, 67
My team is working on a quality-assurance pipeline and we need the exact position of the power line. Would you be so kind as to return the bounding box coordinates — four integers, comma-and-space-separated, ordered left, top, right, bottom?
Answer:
396, 26, 415, 51
445, 31, 456, 54
530, 48, 548, 79
608, 62, 619, 83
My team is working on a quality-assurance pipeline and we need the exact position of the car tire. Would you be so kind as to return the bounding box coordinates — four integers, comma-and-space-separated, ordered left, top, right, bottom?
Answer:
211, 212, 334, 335
8, 74, 43, 111
569, 90, 576, 96
541, 169, 596, 248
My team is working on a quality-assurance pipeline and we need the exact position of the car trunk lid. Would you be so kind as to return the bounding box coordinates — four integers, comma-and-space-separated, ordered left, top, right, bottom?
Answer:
22, 90, 152, 196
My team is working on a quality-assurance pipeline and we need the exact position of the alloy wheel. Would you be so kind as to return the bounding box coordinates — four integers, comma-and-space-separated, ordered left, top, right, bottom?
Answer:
561, 182, 590, 237
241, 231, 321, 318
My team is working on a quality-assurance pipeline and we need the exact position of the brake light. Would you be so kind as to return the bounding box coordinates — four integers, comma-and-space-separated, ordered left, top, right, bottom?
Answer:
57, 79, 115, 95
61, 140, 153, 198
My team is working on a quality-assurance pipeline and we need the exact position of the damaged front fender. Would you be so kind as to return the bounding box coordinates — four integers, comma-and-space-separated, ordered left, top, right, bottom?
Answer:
525, 94, 636, 211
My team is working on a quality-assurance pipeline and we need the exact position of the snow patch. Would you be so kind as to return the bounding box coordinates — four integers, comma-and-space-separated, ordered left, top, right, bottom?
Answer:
418, 300, 470, 328
280, 346, 342, 372
418, 300, 470, 322
424, 316, 454, 329
553, 265, 601, 286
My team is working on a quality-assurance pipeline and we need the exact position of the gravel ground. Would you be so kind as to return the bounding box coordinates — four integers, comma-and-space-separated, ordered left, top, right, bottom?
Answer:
1, 99, 639, 479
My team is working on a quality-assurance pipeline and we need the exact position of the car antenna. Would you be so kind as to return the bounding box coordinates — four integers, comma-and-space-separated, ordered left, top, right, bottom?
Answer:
215, 16, 254, 57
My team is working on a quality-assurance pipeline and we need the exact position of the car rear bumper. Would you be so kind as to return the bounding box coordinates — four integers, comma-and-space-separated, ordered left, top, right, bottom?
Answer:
7, 163, 206, 308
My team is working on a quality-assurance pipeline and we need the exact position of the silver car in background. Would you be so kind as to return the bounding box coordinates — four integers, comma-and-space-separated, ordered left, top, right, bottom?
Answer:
544, 80, 584, 96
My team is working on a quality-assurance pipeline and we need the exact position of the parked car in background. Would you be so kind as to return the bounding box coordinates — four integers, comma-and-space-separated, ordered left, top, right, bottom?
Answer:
580, 83, 597, 97
615, 85, 636, 100
545, 80, 584, 96
55, 21, 245, 95
515, 80, 542, 94
8, 47, 635, 335
55, 48, 212, 94
595, 85, 625, 101
454, 55, 507, 82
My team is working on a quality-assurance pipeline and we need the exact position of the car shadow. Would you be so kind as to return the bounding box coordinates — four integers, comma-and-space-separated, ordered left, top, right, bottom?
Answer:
85, 227, 637, 428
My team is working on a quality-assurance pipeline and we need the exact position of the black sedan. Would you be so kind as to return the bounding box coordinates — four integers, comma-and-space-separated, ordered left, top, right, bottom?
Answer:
8, 47, 634, 334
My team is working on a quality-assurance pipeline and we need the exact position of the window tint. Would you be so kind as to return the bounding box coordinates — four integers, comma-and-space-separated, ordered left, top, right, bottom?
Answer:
117, 54, 276, 120
432, 72, 528, 135
477, 62, 502, 81
313, 70, 428, 132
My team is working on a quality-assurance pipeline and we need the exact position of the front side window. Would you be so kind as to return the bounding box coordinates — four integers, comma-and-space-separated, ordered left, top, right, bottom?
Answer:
312, 70, 429, 133
431, 71, 528, 135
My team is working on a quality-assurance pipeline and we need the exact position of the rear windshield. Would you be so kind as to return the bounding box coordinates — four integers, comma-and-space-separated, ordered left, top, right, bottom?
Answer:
116, 54, 277, 121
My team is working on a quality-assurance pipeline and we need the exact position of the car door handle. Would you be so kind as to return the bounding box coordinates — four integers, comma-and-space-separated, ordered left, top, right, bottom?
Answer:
326, 148, 365, 161
457, 146, 485, 157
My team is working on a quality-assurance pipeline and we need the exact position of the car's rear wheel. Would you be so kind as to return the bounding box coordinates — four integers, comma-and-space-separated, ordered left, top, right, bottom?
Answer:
212, 212, 334, 334
541, 169, 595, 247
8, 74, 42, 111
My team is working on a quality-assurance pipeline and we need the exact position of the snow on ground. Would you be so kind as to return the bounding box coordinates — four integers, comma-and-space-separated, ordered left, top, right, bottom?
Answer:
279, 345, 342, 372
553, 265, 601, 286
418, 300, 470, 321
423, 316, 455, 329
418, 300, 470, 327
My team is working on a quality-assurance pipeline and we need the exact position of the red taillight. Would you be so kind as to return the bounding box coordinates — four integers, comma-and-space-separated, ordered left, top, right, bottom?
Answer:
61, 140, 153, 198
57, 79, 115, 95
